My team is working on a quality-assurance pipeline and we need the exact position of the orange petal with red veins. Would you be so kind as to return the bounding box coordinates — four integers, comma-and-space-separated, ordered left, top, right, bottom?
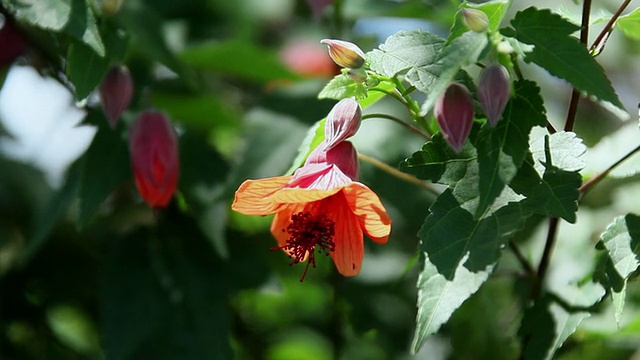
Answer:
231, 176, 292, 215
270, 186, 341, 205
270, 203, 306, 247
322, 192, 363, 276
344, 182, 391, 244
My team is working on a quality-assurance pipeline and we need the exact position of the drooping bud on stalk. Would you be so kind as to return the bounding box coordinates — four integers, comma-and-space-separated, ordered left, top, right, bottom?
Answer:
478, 63, 510, 127
128, 110, 179, 208
461, 8, 489, 33
0, 14, 27, 68
307, 140, 359, 180
99, 65, 133, 128
435, 83, 474, 153
320, 39, 366, 69
324, 97, 361, 150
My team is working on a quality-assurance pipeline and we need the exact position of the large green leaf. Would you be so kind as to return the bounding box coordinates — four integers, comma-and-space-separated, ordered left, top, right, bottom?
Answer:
64, 0, 105, 56
474, 79, 547, 217
617, 8, 640, 40
317, 73, 368, 100
519, 283, 605, 360
596, 214, 640, 324
411, 190, 530, 353
501, 7, 623, 109
2, 0, 72, 31
76, 112, 131, 229
181, 40, 298, 83
66, 42, 110, 100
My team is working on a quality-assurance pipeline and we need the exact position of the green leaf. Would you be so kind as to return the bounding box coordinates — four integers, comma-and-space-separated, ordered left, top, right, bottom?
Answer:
66, 42, 110, 100
3, 0, 71, 31
318, 73, 367, 100
368, 28, 486, 113
64, 0, 105, 56
501, 7, 623, 109
474, 79, 547, 217
617, 8, 640, 40
530, 130, 586, 174
117, 0, 183, 74
449, 0, 512, 42
519, 283, 605, 360
596, 214, 640, 324
411, 190, 530, 352
368, 30, 445, 79
76, 112, 131, 229
181, 40, 298, 83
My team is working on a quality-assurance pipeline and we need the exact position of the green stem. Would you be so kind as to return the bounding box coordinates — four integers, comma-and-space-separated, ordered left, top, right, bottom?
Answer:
580, 143, 640, 197
362, 113, 430, 140
357, 153, 440, 195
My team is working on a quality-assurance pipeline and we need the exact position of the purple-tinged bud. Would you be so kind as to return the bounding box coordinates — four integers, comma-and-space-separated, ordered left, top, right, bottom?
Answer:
324, 97, 361, 150
306, 140, 359, 181
128, 110, 179, 208
0, 15, 27, 68
478, 64, 510, 127
306, 0, 334, 20
461, 8, 489, 33
435, 83, 474, 153
99, 65, 133, 128
320, 39, 366, 69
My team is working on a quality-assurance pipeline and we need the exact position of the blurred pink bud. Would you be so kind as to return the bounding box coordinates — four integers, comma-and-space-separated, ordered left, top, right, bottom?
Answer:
0, 15, 27, 68
324, 98, 361, 151
99, 65, 133, 128
280, 39, 337, 78
435, 83, 474, 153
128, 111, 179, 208
306, 0, 333, 20
478, 64, 510, 127
461, 8, 489, 33
320, 39, 366, 69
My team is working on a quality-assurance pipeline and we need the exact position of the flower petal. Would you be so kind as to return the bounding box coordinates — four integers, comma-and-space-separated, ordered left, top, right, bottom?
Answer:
320, 192, 363, 276
271, 186, 342, 205
231, 176, 292, 215
343, 183, 391, 244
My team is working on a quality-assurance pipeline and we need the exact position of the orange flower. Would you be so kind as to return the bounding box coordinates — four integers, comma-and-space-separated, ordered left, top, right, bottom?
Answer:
232, 141, 391, 280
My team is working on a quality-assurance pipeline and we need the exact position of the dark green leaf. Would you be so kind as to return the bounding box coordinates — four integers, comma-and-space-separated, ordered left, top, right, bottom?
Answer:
76, 112, 131, 229
181, 40, 298, 83
66, 42, 110, 100
411, 190, 530, 352
501, 7, 623, 109
3, 0, 71, 31
519, 283, 604, 360
64, 0, 105, 56
475, 79, 547, 217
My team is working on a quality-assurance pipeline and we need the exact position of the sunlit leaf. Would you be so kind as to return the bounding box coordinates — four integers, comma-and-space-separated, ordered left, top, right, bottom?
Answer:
617, 8, 640, 40
596, 214, 640, 324
449, 0, 512, 42
501, 7, 623, 109
64, 0, 105, 56
3, 0, 71, 31
530, 130, 587, 174
318, 73, 367, 100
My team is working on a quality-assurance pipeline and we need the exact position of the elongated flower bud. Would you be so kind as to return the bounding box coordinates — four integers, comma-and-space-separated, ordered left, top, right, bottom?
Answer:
320, 39, 366, 69
324, 97, 361, 150
461, 8, 489, 33
100, 65, 133, 128
435, 83, 474, 153
306, 140, 359, 181
478, 64, 510, 127
0, 15, 27, 68
128, 110, 179, 208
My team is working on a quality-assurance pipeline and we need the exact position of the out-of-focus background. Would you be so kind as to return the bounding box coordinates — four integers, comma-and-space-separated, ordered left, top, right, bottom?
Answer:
1, 0, 640, 359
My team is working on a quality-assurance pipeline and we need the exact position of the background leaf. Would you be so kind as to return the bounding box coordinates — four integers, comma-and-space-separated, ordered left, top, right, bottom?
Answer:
616, 8, 640, 40
2, 0, 72, 31
501, 7, 623, 110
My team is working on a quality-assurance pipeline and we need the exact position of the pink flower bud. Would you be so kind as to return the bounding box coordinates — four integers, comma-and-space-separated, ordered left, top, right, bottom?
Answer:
99, 65, 133, 128
320, 39, 366, 69
478, 64, 510, 127
324, 98, 362, 151
461, 8, 489, 33
0, 15, 27, 68
435, 83, 474, 153
307, 140, 359, 181
128, 111, 179, 208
